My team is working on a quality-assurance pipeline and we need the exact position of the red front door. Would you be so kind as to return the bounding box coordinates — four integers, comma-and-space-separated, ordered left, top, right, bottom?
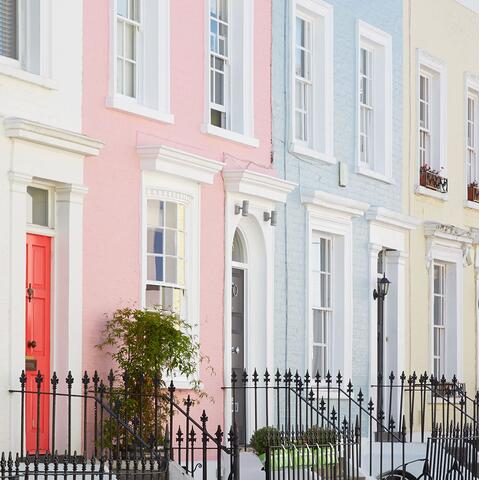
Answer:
25, 233, 51, 453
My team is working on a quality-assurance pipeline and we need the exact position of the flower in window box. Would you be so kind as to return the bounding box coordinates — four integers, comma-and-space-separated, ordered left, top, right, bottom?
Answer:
467, 181, 479, 203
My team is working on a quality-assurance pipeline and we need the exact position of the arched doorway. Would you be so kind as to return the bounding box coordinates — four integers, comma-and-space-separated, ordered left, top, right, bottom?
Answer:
231, 229, 247, 441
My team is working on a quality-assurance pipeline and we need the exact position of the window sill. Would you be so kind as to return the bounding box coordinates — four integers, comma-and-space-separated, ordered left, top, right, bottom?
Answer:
356, 165, 394, 184
201, 124, 259, 148
464, 200, 479, 210
290, 142, 336, 164
106, 95, 174, 124
415, 185, 448, 201
0, 61, 56, 90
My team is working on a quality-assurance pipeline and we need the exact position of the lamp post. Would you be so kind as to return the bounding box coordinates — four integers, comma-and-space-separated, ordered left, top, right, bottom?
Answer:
373, 273, 390, 426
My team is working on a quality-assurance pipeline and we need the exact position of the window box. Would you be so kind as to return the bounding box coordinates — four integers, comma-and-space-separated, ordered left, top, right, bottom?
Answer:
419, 167, 448, 193
467, 183, 479, 203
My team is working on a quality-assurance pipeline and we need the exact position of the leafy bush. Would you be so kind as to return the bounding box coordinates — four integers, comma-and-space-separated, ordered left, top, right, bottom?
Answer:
250, 427, 281, 456
301, 426, 337, 445
96, 307, 203, 447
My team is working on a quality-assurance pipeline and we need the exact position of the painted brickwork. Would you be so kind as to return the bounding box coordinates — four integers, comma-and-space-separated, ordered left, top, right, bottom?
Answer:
272, 0, 404, 387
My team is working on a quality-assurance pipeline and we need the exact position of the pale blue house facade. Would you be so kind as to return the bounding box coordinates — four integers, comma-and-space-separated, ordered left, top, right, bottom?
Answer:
272, 0, 417, 391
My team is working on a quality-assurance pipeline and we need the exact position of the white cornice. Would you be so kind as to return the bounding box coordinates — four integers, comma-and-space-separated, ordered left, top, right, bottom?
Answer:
366, 207, 421, 231
4, 117, 104, 156
424, 221, 474, 245
223, 169, 297, 203
138, 145, 224, 185
301, 189, 369, 218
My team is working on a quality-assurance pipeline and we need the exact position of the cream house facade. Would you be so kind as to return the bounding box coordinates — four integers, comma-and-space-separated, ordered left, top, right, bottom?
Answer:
403, 0, 478, 391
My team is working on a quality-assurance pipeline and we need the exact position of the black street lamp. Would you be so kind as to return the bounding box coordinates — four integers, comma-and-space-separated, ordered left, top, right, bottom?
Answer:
373, 273, 390, 427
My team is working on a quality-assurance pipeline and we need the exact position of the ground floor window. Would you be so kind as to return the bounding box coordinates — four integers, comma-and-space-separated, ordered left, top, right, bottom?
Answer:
145, 199, 186, 313
311, 234, 332, 378
433, 262, 446, 379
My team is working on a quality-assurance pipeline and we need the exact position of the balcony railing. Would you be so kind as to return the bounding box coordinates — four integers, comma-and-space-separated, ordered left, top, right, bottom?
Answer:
420, 168, 448, 193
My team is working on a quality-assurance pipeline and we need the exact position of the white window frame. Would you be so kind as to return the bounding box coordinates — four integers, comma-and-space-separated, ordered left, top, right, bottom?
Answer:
302, 191, 369, 382
0, 0, 53, 88
426, 235, 464, 380
356, 20, 393, 183
145, 198, 187, 314
416, 50, 447, 198
202, 0, 258, 147
465, 74, 479, 207
311, 233, 333, 379
290, 0, 334, 164
107, 0, 173, 123
432, 262, 446, 379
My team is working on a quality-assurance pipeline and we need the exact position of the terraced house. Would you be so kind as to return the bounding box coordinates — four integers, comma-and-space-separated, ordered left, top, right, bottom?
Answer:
0, 1, 477, 479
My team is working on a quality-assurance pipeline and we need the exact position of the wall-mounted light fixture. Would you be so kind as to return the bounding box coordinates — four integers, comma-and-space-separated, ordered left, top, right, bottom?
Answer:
234, 200, 249, 216
263, 210, 277, 226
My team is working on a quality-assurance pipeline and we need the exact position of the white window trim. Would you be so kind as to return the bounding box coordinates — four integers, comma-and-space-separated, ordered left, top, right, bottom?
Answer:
425, 223, 471, 379
0, 0, 54, 88
415, 50, 448, 195
290, 0, 334, 164
141, 180, 200, 389
202, 0, 257, 144
356, 20, 393, 181
106, 0, 173, 124
464, 73, 479, 203
302, 190, 369, 381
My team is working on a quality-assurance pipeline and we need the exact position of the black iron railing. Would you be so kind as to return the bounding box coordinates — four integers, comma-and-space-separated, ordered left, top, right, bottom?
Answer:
9, 370, 239, 480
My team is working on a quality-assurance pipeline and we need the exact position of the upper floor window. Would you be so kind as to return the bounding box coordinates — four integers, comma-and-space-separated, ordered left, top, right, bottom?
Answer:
205, 0, 255, 144
466, 86, 479, 203
0, 0, 44, 76
294, 15, 312, 143
291, 0, 333, 163
359, 47, 373, 166
417, 51, 447, 194
357, 21, 392, 181
116, 0, 140, 98
0, 0, 17, 60
108, 0, 172, 123
146, 199, 186, 313
209, 0, 229, 128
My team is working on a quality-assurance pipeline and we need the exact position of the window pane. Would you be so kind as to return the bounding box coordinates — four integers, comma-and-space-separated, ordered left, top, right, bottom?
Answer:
117, 0, 128, 17
165, 256, 177, 283
148, 200, 164, 227
433, 265, 442, 294
433, 296, 443, 326
26, 187, 49, 227
165, 229, 177, 256
116, 58, 123, 93
125, 23, 135, 60
117, 20, 124, 55
218, 0, 228, 21
124, 61, 135, 97
0, 0, 17, 59
147, 228, 164, 254
165, 202, 177, 228
147, 256, 163, 282
312, 271, 320, 308
177, 231, 185, 258
215, 71, 224, 105
313, 311, 325, 343
145, 284, 161, 309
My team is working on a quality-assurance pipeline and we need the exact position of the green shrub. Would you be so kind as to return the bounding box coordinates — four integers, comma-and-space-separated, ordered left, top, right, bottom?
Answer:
250, 427, 281, 456
301, 425, 337, 445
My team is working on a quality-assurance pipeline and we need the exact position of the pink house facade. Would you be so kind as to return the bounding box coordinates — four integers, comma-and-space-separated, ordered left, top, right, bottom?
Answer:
81, 0, 294, 444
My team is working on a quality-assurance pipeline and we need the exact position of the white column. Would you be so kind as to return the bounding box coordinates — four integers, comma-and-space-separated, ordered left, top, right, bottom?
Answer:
368, 243, 382, 388
6, 172, 32, 453
54, 184, 88, 453
384, 250, 408, 377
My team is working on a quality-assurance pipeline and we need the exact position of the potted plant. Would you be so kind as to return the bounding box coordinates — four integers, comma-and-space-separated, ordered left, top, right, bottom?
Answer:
467, 181, 479, 202
96, 307, 205, 453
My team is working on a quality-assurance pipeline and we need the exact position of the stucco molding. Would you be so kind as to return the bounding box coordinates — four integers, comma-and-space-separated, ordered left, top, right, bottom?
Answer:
4, 117, 104, 156
138, 145, 224, 185
366, 207, 421, 231
223, 169, 297, 203
301, 189, 369, 219
145, 188, 193, 204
